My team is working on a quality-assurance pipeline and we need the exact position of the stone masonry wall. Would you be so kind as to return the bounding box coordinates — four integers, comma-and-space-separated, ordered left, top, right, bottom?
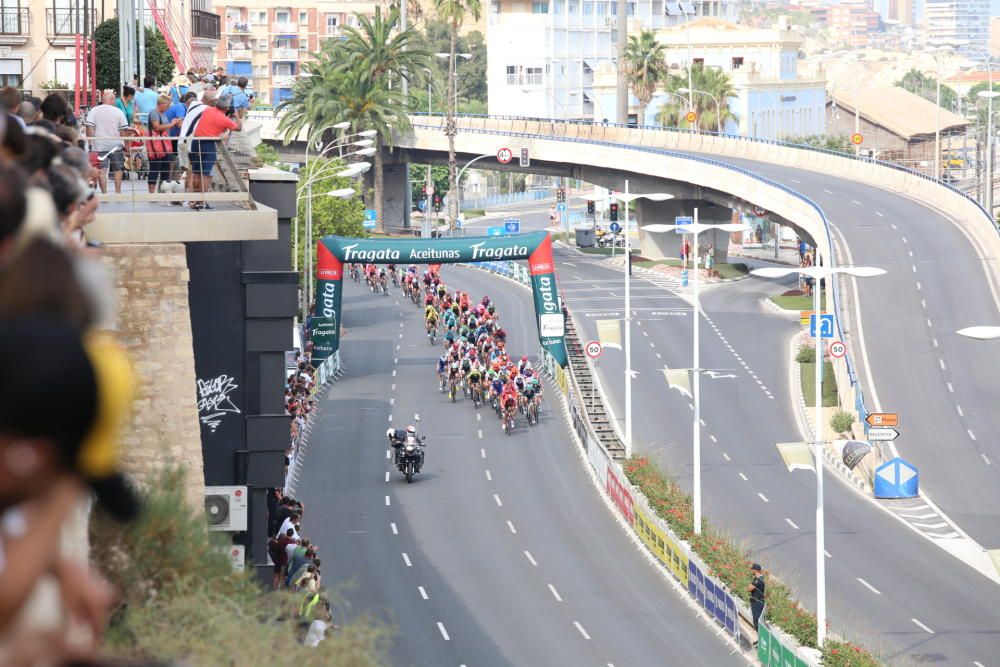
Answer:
100, 244, 204, 507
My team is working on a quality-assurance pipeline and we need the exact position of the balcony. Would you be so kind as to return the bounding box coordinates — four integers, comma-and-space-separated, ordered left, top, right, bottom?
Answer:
271, 48, 298, 60
0, 8, 30, 44
271, 75, 296, 88
271, 21, 298, 34
227, 47, 253, 60
46, 7, 97, 45
224, 20, 250, 34
192, 9, 220, 41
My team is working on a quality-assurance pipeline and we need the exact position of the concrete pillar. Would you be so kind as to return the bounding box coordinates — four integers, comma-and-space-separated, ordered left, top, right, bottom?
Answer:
369, 154, 412, 232
636, 199, 732, 264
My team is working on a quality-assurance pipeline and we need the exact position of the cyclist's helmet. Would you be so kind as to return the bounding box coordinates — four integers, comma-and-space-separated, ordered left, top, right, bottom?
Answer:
520, 355, 528, 363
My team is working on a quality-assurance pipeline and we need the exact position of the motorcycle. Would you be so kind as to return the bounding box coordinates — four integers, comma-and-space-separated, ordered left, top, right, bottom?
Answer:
396, 434, 425, 483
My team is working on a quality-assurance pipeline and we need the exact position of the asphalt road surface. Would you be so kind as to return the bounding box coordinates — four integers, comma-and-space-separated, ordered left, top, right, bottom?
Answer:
296, 267, 748, 666
554, 244, 1000, 664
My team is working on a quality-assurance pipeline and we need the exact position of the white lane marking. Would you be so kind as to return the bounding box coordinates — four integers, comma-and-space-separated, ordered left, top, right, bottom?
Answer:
920, 299, 926, 308
823, 188, 833, 194
912, 265, 917, 273
389, 398, 395, 406
388, 414, 393, 422
524, 550, 538, 566
857, 578, 882, 595
911, 618, 934, 634
642, 330, 648, 337
402, 552, 412, 567
982, 454, 991, 465
385, 495, 391, 506
909, 250, 914, 258
574, 621, 591, 640
418, 586, 429, 600
891, 223, 898, 230
974, 662, 986, 667
786, 518, 800, 530
688, 403, 694, 411
852, 199, 862, 205
398, 333, 402, 339
494, 493, 503, 507
548, 583, 563, 602
507, 520, 518, 534
738, 473, 748, 481
391, 383, 396, 391
391, 522, 398, 535
478, 429, 483, 439
875, 211, 883, 217
394, 357, 398, 364
968, 429, 977, 441
926, 318, 932, 328
932, 338, 939, 347
481, 448, 486, 459
758, 492, 770, 503
392, 370, 397, 377
825, 550, 832, 558
791, 178, 801, 183
386, 449, 391, 459
902, 236, 908, 244
396, 345, 400, 351
477, 413, 482, 422
656, 352, 662, 359
385, 471, 390, 482
399, 322, 403, 328
916, 281, 922, 291
485, 469, 492, 481
947, 382, 954, 393
956, 405, 964, 417
437, 622, 451, 641
939, 358, 946, 370
709, 434, 717, 443
699, 418, 706, 426
722, 452, 731, 461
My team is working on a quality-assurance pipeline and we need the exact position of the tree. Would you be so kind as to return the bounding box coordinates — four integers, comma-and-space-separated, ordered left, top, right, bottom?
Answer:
784, 134, 852, 154
655, 65, 739, 132
435, 0, 482, 228
94, 19, 175, 91
624, 29, 668, 123
895, 68, 958, 113
420, 17, 487, 112
965, 81, 996, 124
278, 7, 429, 233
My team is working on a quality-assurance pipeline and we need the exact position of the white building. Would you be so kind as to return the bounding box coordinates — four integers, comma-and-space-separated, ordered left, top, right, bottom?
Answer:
486, 0, 742, 120
924, 0, 990, 59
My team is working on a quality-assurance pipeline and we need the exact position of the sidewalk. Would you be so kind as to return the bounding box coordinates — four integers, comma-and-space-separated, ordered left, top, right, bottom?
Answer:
729, 242, 801, 267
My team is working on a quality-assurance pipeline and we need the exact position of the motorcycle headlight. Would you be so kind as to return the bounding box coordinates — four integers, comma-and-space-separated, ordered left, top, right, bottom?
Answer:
406, 445, 415, 453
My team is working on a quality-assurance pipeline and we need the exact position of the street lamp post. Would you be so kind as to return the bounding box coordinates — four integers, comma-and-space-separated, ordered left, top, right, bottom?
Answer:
645, 213, 749, 536
957, 325, 1000, 340
608, 185, 674, 454
979, 90, 1000, 215
435, 52, 472, 114
750, 263, 886, 648
679, 87, 721, 133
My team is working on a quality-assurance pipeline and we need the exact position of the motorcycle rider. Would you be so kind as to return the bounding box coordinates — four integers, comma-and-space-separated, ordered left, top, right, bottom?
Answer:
386, 426, 407, 465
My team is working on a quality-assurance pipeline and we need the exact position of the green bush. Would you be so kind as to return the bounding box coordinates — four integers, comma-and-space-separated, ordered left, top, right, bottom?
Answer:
831, 410, 855, 435
796, 346, 816, 363
91, 468, 390, 665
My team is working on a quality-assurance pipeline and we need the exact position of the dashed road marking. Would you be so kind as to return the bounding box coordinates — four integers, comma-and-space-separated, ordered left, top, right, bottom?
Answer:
388, 414, 393, 422
875, 212, 883, 217
823, 188, 833, 194
385, 471, 390, 482
911, 618, 934, 634
939, 358, 946, 370
982, 454, 991, 465
548, 584, 563, 602
786, 518, 800, 530
758, 492, 770, 503
437, 622, 451, 640
916, 281, 922, 291
857, 578, 881, 595
926, 318, 932, 328
494, 493, 503, 507
932, 338, 939, 347
901, 236, 908, 244
722, 452, 731, 461
478, 429, 483, 439
418, 586, 429, 600
912, 265, 917, 273
524, 550, 538, 566
507, 520, 518, 534
968, 429, 977, 441
890, 223, 898, 230
402, 552, 412, 567
956, 405, 963, 417
385, 495, 391, 506
574, 621, 591, 640
947, 382, 954, 393
386, 449, 391, 459
391, 522, 398, 535
709, 434, 717, 443
485, 469, 492, 481
738, 473, 748, 481
481, 448, 486, 459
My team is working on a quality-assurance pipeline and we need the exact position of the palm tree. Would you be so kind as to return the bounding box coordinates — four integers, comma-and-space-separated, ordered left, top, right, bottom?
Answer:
655, 65, 739, 133
435, 0, 482, 228
278, 7, 429, 233
624, 30, 668, 123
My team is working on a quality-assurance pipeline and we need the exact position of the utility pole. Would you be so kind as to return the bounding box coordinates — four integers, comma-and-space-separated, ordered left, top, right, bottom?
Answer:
615, 0, 627, 124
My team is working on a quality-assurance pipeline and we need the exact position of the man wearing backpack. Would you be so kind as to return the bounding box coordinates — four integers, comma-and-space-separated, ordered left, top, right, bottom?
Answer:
178, 89, 214, 196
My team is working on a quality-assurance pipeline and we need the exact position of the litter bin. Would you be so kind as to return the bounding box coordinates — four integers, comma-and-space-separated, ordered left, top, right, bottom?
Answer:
574, 225, 596, 247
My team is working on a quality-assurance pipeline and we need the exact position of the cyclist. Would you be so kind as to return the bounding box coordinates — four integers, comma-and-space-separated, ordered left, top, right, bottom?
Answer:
467, 363, 483, 401
500, 382, 519, 427
425, 304, 439, 333
518, 355, 531, 376
447, 360, 462, 397
436, 353, 448, 391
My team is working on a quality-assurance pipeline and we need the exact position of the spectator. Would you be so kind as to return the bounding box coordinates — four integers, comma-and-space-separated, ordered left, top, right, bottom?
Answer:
190, 93, 241, 209
84, 91, 128, 194
134, 75, 159, 116
219, 77, 251, 118
115, 86, 136, 125
0, 160, 27, 259
273, 528, 297, 589
40, 93, 70, 125
748, 562, 766, 636
17, 100, 39, 125
278, 511, 300, 538
146, 94, 178, 194
303, 604, 333, 647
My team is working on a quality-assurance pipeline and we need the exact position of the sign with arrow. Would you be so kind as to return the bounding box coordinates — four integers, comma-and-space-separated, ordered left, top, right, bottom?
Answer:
874, 457, 918, 499
810, 313, 834, 339
867, 427, 900, 442
865, 412, 898, 427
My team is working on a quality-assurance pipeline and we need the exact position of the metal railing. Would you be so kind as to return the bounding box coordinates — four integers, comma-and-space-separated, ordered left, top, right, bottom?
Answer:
191, 9, 220, 41
46, 7, 96, 36
0, 8, 29, 35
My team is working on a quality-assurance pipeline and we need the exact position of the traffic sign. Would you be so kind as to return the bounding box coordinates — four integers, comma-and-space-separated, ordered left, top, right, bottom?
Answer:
487, 227, 503, 236
829, 341, 847, 358
874, 457, 919, 499
425, 185, 434, 195
867, 427, 900, 442
418, 200, 427, 211
609, 222, 621, 233
685, 110, 697, 124
363, 209, 377, 229
520, 147, 530, 167
503, 217, 521, 234
556, 202, 567, 213
866, 412, 898, 427
799, 310, 827, 326
674, 215, 693, 235
809, 313, 834, 338
851, 133, 864, 146
585, 340, 602, 358
497, 147, 513, 164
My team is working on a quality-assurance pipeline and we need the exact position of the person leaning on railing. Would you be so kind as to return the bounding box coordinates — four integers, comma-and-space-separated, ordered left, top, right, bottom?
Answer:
189, 94, 242, 210
146, 95, 179, 195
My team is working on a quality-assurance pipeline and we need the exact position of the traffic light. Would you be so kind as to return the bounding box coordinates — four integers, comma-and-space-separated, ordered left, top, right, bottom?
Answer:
433, 194, 442, 212
587, 200, 595, 216
609, 202, 619, 222
556, 187, 566, 203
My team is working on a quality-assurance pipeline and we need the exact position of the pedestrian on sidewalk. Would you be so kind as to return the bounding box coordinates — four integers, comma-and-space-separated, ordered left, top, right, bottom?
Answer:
748, 562, 766, 633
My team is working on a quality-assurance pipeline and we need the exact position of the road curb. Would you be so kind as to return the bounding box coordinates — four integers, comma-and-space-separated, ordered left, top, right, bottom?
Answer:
762, 296, 800, 319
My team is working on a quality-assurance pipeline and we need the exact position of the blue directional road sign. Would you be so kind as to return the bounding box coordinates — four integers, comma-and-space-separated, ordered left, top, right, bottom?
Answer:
674, 215, 693, 234
417, 200, 427, 211
363, 209, 377, 229
609, 222, 621, 233
810, 313, 835, 339
873, 457, 919, 499
503, 217, 521, 234
487, 227, 504, 236
557, 202, 567, 213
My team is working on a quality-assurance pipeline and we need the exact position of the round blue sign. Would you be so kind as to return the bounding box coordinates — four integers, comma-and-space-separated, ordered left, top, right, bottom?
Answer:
609, 222, 621, 233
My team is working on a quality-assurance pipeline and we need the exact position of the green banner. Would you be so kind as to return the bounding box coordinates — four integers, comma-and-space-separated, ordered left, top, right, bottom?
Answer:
757, 621, 807, 667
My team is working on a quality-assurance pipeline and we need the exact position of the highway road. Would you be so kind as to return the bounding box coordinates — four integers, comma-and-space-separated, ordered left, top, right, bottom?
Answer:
296, 266, 748, 665
554, 242, 1000, 664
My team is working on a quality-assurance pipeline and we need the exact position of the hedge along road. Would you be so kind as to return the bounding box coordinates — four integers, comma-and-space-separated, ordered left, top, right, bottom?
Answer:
296, 266, 749, 666
556, 244, 1000, 664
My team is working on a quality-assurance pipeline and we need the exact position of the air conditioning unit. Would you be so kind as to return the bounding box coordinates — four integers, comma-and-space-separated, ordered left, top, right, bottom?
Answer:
223, 544, 246, 571
205, 485, 248, 532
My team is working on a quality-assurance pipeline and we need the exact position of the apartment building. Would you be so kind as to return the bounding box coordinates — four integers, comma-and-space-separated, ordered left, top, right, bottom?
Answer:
0, 1, 218, 96
924, 0, 989, 59
486, 0, 742, 120
215, 1, 379, 107
824, 1, 880, 48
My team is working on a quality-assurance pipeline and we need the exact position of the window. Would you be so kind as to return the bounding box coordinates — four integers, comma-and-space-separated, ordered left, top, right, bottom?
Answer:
627, 2, 635, 15
276, 11, 290, 23
0, 58, 21, 88
326, 15, 338, 33
693, 57, 704, 67
583, 2, 593, 15
731, 56, 743, 69
524, 66, 543, 85
299, 11, 308, 24
568, 1, 579, 14
532, 2, 549, 13
274, 63, 292, 77
506, 65, 518, 85
597, 2, 608, 14
250, 12, 265, 24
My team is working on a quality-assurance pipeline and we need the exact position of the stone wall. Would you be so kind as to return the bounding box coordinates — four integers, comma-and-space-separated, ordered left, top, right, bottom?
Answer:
100, 243, 204, 507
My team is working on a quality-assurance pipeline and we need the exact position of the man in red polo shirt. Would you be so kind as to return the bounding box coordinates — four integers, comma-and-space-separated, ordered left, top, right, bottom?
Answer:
190, 94, 242, 209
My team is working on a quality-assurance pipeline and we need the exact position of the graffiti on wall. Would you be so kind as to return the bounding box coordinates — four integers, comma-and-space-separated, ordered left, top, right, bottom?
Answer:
197, 374, 241, 432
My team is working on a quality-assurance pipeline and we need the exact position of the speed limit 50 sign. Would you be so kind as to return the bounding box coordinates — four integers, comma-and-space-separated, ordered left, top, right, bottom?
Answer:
585, 341, 602, 358
829, 341, 847, 358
